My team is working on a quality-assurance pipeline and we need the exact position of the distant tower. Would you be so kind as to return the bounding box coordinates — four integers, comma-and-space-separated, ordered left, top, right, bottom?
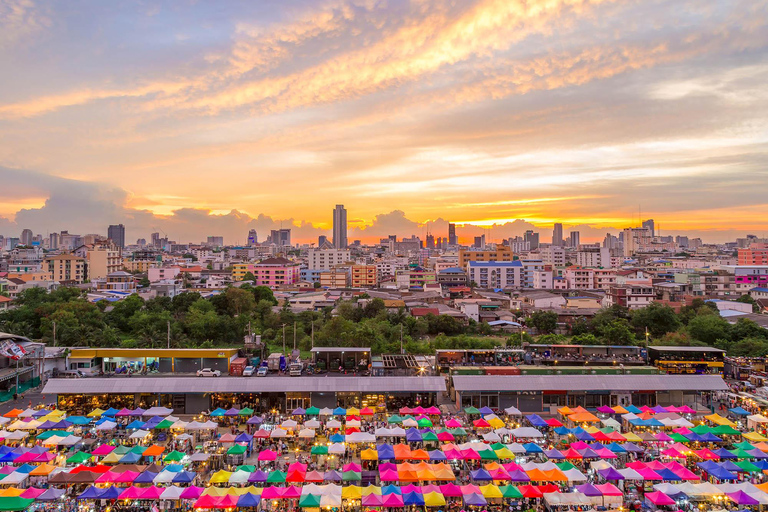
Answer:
20, 229, 33, 246
552, 223, 563, 246
107, 224, 126, 249
448, 223, 457, 245
569, 231, 580, 248
642, 219, 655, 237
247, 229, 258, 246
333, 204, 348, 249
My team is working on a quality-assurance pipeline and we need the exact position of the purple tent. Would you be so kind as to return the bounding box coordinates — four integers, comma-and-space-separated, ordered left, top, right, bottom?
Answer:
324, 470, 343, 482
575, 483, 602, 496
598, 467, 625, 480
463, 493, 487, 506
129, 408, 146, 416
248, 471, 269, 483
224, 408, 240, 417
246, 416, 263, 425
292, 408, 306, 415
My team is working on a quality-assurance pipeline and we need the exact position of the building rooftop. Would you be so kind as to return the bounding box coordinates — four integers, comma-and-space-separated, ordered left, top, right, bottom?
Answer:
452, 374, 728, 392
42, 376, 446, 395
310, 347, 371, 353
467, 261, 523, 267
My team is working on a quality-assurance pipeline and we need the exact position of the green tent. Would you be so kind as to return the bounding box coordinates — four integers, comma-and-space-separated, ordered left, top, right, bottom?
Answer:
449, 427, 467, 436
342, 471, 361, 481
266, 470, 286, 483
499, 485, 523, 499
422, 431, 439, 442
305, 406, 320, 416
417, 418, 433, 428
130, 445, 146, 454
734, 460, 761, 473
387, 415, 403, 424
239, 407, 254, 416
113, 445, 131, 455
0, 497, 34, 511
489, 443, 505, 451
154, 419, 174, 429
733, 441, 757, 451
227, 444, 247, 455
311, 445, 328, 455
556, 461, 576, 471
478, 449, 498, 460
729, 448, 755, 459
66, 451, 92, 464
238, 465, 256, 472
668, 433, 689, 443
36, 430, 69, 440
690, 425, 713, 435
299, 494, 322, 508
713, 424, 741, 435
164, 451, 185, 462
464, 406, 480, 415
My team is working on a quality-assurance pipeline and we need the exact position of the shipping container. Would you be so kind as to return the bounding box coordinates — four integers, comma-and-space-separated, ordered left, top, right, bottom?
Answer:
229, 357, 249, 376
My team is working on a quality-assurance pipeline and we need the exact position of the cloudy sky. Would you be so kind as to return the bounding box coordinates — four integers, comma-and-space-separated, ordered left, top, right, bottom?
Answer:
1, 0, 767, 245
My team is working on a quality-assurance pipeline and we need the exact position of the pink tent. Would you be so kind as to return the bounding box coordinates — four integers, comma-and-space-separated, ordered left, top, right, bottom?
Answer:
661, 448, 686, 459
261, 486, 285, 499
257, 450, 278, 461
382, 494, 405, 507
645, 491, 675, 506
380, 469, 400, 481
594, 448, 618, 459
282, 486, 302, 499
426, 407, 441, 415
445, 419, 462, 428
193, 495, 219, 508
113, 471, 139, 483
95, 471, 119, 484
595, 483, 622, 496
664, 462, 700, 480
402, 484, 423, 494
92, 445, 116, 456
118, 486, 145, 499
654, 432, 673, 442
179, 486, 204, 499
20, 488, 45, 499
361, 494, 383, 507
437, 431, 454, 442
439, 483, 463, 497
140, 486, 164, 500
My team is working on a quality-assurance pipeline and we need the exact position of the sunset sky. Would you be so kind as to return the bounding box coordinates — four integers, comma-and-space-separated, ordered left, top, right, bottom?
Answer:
1, 0, 767, 244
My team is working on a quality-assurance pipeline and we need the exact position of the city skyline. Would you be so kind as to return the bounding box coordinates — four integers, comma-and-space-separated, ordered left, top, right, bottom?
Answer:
1, 1, 768, 243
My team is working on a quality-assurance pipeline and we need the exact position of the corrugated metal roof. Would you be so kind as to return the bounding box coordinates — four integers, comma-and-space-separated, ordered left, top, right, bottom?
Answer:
452, 374, 728, 392
42, 376, 446, 395
647, 346, 725, 353
310, 347, 371, 353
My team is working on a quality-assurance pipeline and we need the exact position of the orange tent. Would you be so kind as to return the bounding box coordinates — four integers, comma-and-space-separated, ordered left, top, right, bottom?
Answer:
568, 412, 600, 423
411, 449, 430, 460
414, 462, 436, 481
557, 407, 573, 416
394, 444, 412, 460
397, 463, 419, 482
483, 462, 502, 471
612, 405, 629, 414
30, 463, 57, 476
525, 468, 548, 481
542, 469, 568, 482
142, 445, 165, 457
755, 482, 768, 493
361, 448, 378, 461
2, 409, 22, 418
432, 463, 456, 480
571, 406, 589, 414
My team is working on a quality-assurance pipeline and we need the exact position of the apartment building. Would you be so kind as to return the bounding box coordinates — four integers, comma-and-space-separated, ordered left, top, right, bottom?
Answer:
458, 247, 514, 267
606, 283, 654, 309
466, 261, 523, 289
350, 265, 378, 288
738, 244, 768, 265
307, 249, 351, 270
45, 253, 86, 284
319, 271, 349, 288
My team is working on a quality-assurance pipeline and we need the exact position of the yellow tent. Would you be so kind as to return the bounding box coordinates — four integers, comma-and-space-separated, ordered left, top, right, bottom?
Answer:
346, 407, 361, 416
743, 432, 768, 442
342, 486, 362, 499
361, 486, 381, 496
622, 432, 643, 442
361, 448, 378, 460
202, 487, 228, 497
241, 486, 262, 496
488, 418, 505, 429
424, 492, 446, 507
704, 414, 736, 427
479, 484, 503, 498
101, 452, 121, 464
209, 470, 233, 484
494, 447, 515, 459
0, 488, 23, 497
87, 408, 105, 418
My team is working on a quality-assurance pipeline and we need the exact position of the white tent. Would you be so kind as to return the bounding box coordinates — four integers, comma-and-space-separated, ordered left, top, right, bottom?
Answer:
511, 427, 543, 438
229, 471, 251, 485
389, 427, 406, 437
600, 418, 621, 429
328, 443, 346, 454
281, 419, 298, 429
319, 408, 334, 416
1, 472, 29, 485
506, 443, 526, 453
374, 427, 392, 437
346, 432, 375, 443
170, 420, 188, 429
298, 428, 316, 438
59, 435, 82, 446
617, 468, 644, 480
346, 419, 361, 427
482, 432, 501, 443
189, 452, 210, 462
42, 435, 65, 447
544, 492, 591, 506
305, 419, 321, 429
95, 420, 117, 431
402, 418, 418, 427
748, 414, 768, 430
270, 428, 289, 438
326, 420, 342, 429
153, 470, 177, 484
143, 407, 173, 417
129, 429, 151, 439
653, 483, 684, 496
4, 431, 28, 440
17, 408, 37, 418
563, 468, 588, 482
160, 486, 185, 500
504, 406, 522, 416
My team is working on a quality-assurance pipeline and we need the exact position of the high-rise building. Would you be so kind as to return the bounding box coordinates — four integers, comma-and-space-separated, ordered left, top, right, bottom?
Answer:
569, 231, 580, 248
20, 229, 33, 246
642, 219, 655, 237
473, 235, 486, 249
107, 224, 126, 249
552, 223, 563, 246
207, 236, 224, 247
151, 232, 160, 247
524, 230, 539, 250
49, 232, 59, 250
426, 234, 435, 249
247, 229, 258, 246
333, 204, 348, 249
268, 229, 291, 247
448, 223, 457, 245
318, 235, 328, 247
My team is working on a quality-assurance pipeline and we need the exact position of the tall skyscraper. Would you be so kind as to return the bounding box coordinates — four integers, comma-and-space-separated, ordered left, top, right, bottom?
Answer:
524, 230, 539, 250
20, 229, 33, 246
642, 219, 655, 237
552, 223, 563, 246
448, 223, 457, 245
426, 234, 435, 249
247, 229, 258, 246
207, 236, 224, 247
49, 232, 59, 250
569, 231, 580, 248
268, 229, 291, 247
317, 235, 328, 247
151, 232, 160, 247
332, 204, 348, 248
107, 224, 126, 249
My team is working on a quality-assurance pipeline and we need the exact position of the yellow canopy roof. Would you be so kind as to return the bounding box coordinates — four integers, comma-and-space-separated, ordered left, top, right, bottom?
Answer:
202, 487, 228, 497
488, 418, 505, 429
479, 484, 503, 498
424, 492, 446, 507
30, 463, 57, 476
346, 407, 361, 416
361, 448, 378, 460
494, 448, 514, 459
361, 486, 381, 496
87, 408, 105, 418
743, 432, 768, 442
704, 414, 736, 427
101, 452, 121, 464
0, 488, 23, 497
622, 432, 643, 442
209, 470, 233, 484
342, 486, 362, 499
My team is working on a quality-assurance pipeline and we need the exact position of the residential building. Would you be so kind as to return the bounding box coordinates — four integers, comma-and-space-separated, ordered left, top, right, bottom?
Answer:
437, 267, 468, 287
622, 227, 651, 257
107, 224, 126, 249
576, 247, 613, 268
20, 229, 33, 246
642, 219, 655, 237
466, 261, 523, 289
395, 268, 437, 289
82, 242, 122, 281
520, 259, 545, 288
541, 246, 566, 267
45, 253, 86, 284
532, 270, 553, 289
350, 265, 378, 288
507, 237, 530, 253
458, 246, 514, 267
95, 271, 136, 292
206, 236, 224, 247
307, 249, 350, 270
251, 257, 301, 288
332, 204, 348, 249
148, 267, 181, 283
606, 283, 654, 309
739, 244, 768, 265
319, 271, 349, 288
267, 229, 291, 247
524, 230, 540, 250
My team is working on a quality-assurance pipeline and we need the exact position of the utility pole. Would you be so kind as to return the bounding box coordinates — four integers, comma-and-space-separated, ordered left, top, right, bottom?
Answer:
167, 320, 171, 349
311, 317, 314, 350
52, 321, 56, 347
293, 321, 297, 351
400, 324, 404, 355
282, 324, 286, 355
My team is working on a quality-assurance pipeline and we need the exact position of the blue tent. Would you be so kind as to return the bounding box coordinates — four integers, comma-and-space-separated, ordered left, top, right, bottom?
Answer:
118, 452, 142, 464
14, 463, 35, 474
98, 487, 121, 500
102, 408, 120, 416
578, 448, 599, 459
164, 464, 184, 472
378, 444, 395, 459
590, 442, 606, 451
77, 486, 103, 500
381, 485, 402, 495
752, 460, 768, 470
237, 493, 261, 507
720, 461, 741, 472
125, 420, 146, 429
706, 465, 737, 480
404, 492, 425, 506
235, 432, 253, 443
729, 407, 750, 416
574, 430, 595, 441
470, 468, 492, 481
624, 405, 642, 414
526, 414, 548, 427
747, 448, 768, 459
463, 493, 487, 506
553, 427, 571, 435
210, 408, 226, 417
606, 442, 627, 453
684, 432, 706, 442
67, 416, 91, 425
172, 471, 196, 483
523, 443, 543, 454
656, 468, 684, 480
428, 450, 446, 461
406, 429, 422, 443
478, 406, 494, 415
329, 434, 345, 443
134, 471, 158, 484
332, 407, 346, 416
713, 448, 738, 459
699, 432, 722, 443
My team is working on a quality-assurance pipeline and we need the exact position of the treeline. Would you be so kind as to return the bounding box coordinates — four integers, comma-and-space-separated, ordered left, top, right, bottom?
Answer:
527, 298, 768, 356
0, 286, 502, 354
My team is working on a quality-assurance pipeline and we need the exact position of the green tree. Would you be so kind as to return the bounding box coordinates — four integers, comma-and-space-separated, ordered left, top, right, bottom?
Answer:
225, 287, 256, 317
105, 294, 145, 331
630, 303, 681, 338
736, 294, 760, 313
253, 286, 277, 305
528, 311, 558, 334
729, 337, 768, 357
730, 318, 768, 341
599, 320, 635, 345
687, 314, 731, 347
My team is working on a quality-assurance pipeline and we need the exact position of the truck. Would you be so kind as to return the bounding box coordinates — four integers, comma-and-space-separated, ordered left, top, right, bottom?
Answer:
289, 362, 303, 376
229, 357, 249, 376
268, 353, 286, 372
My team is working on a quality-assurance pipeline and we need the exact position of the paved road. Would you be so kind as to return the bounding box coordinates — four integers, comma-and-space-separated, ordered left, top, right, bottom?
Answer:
0, 390, 50, 415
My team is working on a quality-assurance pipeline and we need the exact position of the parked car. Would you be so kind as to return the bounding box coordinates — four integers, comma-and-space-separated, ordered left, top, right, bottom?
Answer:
257, 366, 268, 377
196, 368, 221, 377
242, 366, 255, 377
